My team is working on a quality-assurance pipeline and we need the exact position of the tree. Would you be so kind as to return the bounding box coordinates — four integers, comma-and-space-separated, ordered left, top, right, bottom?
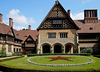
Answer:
0, 46, 6, 57
22, 28, 28, 30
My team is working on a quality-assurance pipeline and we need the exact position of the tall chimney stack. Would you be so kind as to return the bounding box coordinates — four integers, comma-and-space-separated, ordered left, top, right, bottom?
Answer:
29, 25, 31, 30
9, 18, 13, 28
67, 10, 70, 16
0, 13, 3, 23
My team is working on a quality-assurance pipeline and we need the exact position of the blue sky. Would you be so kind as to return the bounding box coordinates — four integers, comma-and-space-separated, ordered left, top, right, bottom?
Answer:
0, 0, 100, 30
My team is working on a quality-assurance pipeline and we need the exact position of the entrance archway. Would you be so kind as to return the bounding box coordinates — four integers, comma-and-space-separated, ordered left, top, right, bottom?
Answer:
54, 43, 62, 53
65, 43, 74, 53
42, 44, 51, 53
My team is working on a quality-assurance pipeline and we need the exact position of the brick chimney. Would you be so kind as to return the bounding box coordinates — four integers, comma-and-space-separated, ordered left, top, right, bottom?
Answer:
84, 9, 98, 23
29, 25, 31, 30
55, 0, 59, 5
67, 10, 70, 16
9, 18, 13, 28
0, 13, 3, 23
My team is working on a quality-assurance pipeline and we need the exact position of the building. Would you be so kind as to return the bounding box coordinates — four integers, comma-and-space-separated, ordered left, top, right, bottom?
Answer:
0, 1, 100, 55
0, 16, 22, 55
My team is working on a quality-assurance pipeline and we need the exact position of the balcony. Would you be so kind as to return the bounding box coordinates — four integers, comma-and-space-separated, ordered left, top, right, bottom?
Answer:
25, 44, 35, 47
6, 41, 21, 46
79, 39, 97, 42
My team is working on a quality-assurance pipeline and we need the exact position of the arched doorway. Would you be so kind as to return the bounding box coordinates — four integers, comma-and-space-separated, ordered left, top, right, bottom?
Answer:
65, 43, 74, 53
65, 45, 71, 53
42, 44, 51, 53
54, 43, 62, 53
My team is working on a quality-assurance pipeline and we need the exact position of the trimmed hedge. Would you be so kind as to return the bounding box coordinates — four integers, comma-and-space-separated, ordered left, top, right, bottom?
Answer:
27, 53, 91, 57
12, 53, 23, 56
93, 55, 100, 58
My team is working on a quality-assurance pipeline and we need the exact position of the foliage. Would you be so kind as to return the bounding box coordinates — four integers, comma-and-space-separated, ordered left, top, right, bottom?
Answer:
12, 53, 23, 56
45, 56, 73, 61
93, 55, 100, 58
22, 28, 28, 30
0, 46, 6, 57
80, 48, 93, 54
0, 56, 100, 71
27, 53, 91, 57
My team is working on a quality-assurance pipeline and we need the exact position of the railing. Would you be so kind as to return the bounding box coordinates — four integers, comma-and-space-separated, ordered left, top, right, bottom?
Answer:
6, 41, 21, 46
25, 44, 35, 47
79, 39, 97, 42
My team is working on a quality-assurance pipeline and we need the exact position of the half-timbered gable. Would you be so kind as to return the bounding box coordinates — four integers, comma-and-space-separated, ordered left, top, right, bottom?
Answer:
22, 35, 36, 54
37, 1, 78, 54
7, 27, 15, 37
25, 35, 35, 44
37, 1, 79, 30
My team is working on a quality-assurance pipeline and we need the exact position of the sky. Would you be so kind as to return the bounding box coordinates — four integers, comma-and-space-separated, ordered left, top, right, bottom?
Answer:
0, 0, 100, 30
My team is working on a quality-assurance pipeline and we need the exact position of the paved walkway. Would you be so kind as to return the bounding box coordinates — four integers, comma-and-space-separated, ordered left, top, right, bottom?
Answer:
0, 56, 20, 60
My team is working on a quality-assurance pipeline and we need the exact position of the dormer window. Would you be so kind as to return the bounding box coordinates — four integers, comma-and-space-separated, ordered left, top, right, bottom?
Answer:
90, 27, 93, 30
53, 20, 62, 24
24, 35, 27, 37
79, 28, 81, 30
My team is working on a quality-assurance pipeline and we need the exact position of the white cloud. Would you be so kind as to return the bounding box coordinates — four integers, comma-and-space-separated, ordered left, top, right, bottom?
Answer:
71, 12, 84, 20
82, 0, 91, 4
4, 9, 35, 30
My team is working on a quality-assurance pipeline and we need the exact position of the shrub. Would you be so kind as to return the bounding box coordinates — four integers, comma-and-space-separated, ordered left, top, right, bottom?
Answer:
81, 48, 93, 54
12, 53, 23, 56
27, 53, 91, 57
0, 46, 6, 57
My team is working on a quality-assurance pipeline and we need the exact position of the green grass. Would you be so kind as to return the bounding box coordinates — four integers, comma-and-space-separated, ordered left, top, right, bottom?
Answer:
30, 56, 90, 64
0, 55, 100, 71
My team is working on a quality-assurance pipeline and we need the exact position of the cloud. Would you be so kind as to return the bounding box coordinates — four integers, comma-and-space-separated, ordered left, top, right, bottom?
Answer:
82, 0, 91, 4
71, 12, 84, 20
4, 9, 35, 30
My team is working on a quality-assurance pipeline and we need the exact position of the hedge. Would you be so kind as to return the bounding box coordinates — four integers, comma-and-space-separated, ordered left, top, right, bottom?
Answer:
27, 53, 91, 57
12, 53, 23, 56
93, 55, 100, 58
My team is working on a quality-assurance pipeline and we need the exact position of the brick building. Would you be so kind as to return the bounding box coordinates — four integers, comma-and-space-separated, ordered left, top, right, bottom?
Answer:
0, 1, 100, 55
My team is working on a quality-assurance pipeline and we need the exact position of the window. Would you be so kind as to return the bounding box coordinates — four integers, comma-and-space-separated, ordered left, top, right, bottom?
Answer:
19, 49, 21, 52
53, 20, 62, 24
48, 33, 56, 38
14, 48, 15, 52
8, 45, 11, 52
79, 35, 96, 39
79, 28, 81, 30
60, 33, 68, 38
27, 41, 33, 44
16, 48, 18, 52
7, 36, 13, 41
90, 27, 93, 30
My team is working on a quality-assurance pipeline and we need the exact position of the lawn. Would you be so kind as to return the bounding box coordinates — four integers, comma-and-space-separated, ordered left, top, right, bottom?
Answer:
29, 56, 91, 64
0, 55, 100, 71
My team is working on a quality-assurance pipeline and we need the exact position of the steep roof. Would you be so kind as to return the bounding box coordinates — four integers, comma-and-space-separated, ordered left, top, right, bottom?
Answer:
0, 23, 10, 34
0, 23, 22, 40
18, 30, 38, 43
74, 20, 100, 33
37, 1, 79, 30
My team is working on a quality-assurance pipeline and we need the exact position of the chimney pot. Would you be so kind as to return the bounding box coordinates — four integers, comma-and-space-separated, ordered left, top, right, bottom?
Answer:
29, 25, 31, 30
9, 18, 13, 28
67, 10, 70, 16
0, 13, 3, 23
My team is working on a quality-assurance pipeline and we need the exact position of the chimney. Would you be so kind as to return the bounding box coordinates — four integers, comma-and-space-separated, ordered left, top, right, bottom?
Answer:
29, 25, 31, 30
84, 9, 98, 23
67, 10, 70, 16
9, 18, 13, 28
0, 13, 3, 23
55, 0, 59, 5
